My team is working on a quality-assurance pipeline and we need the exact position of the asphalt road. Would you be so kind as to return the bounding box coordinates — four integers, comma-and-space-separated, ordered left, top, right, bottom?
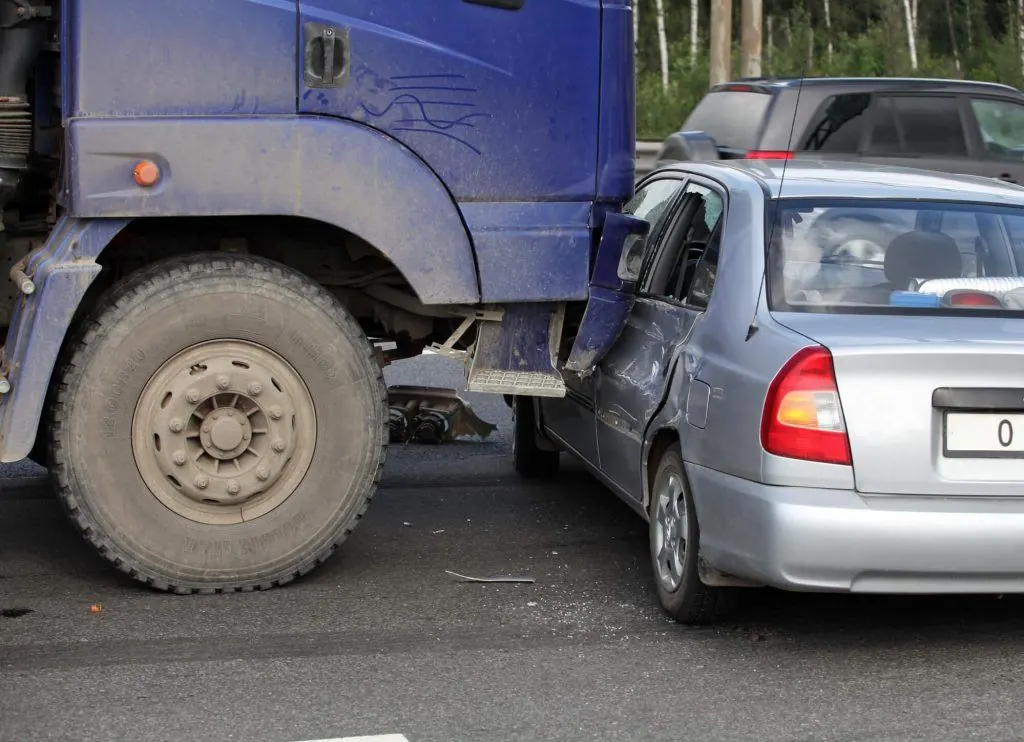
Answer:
4, 356, 1024, 741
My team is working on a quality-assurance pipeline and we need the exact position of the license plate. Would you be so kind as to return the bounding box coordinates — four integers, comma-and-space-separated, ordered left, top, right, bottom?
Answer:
944, 412, 1024, 458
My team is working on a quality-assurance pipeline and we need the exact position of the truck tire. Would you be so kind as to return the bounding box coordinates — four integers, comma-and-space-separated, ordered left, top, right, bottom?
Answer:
48, 253, 387, 593
512, 396, 560, 479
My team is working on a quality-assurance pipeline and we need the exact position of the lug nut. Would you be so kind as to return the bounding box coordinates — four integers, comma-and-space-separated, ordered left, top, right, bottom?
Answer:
256, 467, 270, 481
202, 424, 211, 434
186, 389, 201, 404
0, 378, 10, 395
168, 418, 184, 433
272, 439, 286, 453
269, 406, 283, 421
243, 431, 250, 440
173, 450, 187, 466
216, 375, 231, 390
226, 480, 241, 496
247, 382, 262, 396
194, 475, 209, 490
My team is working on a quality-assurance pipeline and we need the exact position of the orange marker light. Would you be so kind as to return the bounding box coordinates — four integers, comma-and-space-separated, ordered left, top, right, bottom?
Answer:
133, 160, 160, 187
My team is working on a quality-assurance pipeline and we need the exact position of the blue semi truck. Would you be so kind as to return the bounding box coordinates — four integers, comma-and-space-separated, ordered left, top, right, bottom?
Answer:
0, 0, 639, 591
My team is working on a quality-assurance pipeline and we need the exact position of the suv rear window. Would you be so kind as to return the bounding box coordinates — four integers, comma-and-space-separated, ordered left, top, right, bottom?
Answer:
682, 90, 772, 150
767, 199, 1024, 315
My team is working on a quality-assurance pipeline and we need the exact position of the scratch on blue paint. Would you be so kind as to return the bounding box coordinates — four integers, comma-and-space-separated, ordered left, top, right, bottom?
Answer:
351, 66, 490, 155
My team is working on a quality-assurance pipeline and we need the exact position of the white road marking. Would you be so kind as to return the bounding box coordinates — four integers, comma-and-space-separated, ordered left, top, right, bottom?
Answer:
293, 736, 410, 742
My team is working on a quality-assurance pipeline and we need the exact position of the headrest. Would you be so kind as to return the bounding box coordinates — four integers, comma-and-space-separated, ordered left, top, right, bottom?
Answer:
883, 230, 962, 289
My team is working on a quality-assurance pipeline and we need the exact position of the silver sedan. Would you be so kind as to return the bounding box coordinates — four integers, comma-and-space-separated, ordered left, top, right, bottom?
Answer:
513, 160, 1024, 624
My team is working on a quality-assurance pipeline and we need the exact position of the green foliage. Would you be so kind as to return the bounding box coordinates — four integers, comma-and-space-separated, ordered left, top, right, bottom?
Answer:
634, 0, 1024, 140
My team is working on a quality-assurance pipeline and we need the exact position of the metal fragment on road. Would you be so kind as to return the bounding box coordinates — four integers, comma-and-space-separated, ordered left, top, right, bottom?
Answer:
445, 570, 535, 584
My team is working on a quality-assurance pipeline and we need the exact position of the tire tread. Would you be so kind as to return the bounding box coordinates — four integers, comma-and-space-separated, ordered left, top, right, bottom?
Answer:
48, 253, 388, 593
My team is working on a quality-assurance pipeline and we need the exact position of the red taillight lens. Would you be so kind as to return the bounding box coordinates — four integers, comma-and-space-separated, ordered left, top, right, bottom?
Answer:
746, 150, 794, 160
944, 290, 1002, 308
761, 346, 852, 466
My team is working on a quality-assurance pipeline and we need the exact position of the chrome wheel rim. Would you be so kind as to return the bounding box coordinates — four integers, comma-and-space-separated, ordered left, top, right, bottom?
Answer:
132, 340, 317, 525
652, 471, 687, 591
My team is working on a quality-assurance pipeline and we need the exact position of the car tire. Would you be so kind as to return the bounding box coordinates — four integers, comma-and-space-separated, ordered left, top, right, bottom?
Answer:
48, 253, 387, 593
649, 445, 737, 625
512, 395, 560, 479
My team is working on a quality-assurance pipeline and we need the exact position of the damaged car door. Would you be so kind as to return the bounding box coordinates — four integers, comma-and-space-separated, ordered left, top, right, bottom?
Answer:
594, 180, 726, 497
546, 176, 689, 463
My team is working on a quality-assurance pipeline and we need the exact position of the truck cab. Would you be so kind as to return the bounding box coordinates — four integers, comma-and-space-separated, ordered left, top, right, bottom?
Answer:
0, 0, 635, 591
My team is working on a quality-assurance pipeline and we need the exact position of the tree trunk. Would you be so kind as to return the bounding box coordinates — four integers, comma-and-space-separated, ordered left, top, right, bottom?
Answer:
690, 0, 699, 68
902, 0, 919, 70
806, 26, 814, 72
823, 0, 833, 67
633, 0, 639, 59
709, 0, 733, 87
1019, 0, 1024, 80
946, 0, 962, 72
741, 0, 763, 78
966, 0, 973, 51
767, 14, 774, 75
654, 0, 669, 91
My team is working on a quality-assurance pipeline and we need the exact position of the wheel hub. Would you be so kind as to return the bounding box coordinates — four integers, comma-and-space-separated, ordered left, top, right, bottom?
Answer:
132, 340, 317, 524
653, 473, 686, 591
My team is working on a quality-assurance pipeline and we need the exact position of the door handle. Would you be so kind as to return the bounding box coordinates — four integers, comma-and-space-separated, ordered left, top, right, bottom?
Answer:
303, 22, 350, 89
463, 0, 525, 9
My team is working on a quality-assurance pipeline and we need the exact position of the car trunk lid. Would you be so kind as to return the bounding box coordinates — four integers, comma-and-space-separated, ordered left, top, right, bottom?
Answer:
774, 312, 1024, 496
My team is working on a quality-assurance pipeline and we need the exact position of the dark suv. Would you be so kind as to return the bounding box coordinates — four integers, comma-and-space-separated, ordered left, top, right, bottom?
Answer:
658, 77, 1024, 184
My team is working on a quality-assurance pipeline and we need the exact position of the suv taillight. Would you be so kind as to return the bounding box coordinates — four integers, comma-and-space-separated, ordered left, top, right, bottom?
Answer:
746, 150, 794, 160
761, 346, 852, 466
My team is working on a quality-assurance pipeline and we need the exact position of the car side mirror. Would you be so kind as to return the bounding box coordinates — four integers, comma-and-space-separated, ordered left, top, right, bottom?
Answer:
617, 233, 647, 283
591, 212, 651, 291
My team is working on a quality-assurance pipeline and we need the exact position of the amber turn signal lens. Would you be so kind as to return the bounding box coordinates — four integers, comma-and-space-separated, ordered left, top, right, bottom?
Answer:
133, 160, 160, 187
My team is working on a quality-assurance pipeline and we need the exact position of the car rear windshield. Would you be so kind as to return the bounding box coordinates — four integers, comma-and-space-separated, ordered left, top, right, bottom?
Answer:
682, 90, 772, 150
767, 198, 1024, 315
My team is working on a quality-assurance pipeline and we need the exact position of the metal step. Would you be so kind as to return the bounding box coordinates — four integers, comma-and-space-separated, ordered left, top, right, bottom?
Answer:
467, 368, 566, 397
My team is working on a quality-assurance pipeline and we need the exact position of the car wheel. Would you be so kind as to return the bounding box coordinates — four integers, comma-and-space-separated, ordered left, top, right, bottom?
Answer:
649, 445, 737, 625
512, 396, 560, 479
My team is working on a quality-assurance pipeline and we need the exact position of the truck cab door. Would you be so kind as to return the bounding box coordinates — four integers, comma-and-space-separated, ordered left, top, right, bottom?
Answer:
297, 1, 602, 204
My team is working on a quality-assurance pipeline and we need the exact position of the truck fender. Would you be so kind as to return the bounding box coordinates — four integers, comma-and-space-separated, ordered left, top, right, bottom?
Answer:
0, 217, 130, 463
66, 115, 480, 305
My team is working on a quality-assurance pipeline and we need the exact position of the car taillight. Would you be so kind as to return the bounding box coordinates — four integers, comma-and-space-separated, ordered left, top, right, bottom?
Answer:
746, 150, 794, 160
761, 346, 852, 466
942, 290, 1002, 308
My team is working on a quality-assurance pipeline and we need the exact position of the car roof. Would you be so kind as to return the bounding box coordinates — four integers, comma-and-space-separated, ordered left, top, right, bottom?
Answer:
656, 160, 1024, 206
713, 77, 1022, 96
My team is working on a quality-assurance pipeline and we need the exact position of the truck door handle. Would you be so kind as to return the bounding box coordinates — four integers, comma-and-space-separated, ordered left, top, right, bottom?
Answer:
463, 0, 525, 9
303, 22, 350, 89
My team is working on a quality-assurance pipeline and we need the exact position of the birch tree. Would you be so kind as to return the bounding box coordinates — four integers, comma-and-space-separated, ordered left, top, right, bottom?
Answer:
690, 0, 699, 67
823, 0, 833, 66
1019, 0, 1024, 78
633, 0, 639, 59
655, 0, 669, 91
903, 0, 919, 69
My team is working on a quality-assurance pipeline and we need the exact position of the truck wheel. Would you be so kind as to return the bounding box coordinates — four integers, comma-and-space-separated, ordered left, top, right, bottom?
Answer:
512, 396, 559, 478
649, 445, 737, 625
48, 253, 387, 593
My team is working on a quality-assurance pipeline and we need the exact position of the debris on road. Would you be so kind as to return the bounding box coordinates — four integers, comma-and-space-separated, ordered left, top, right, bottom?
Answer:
388, 386, 497, 444
89, 603, 102, 614
445, 570, 535, 584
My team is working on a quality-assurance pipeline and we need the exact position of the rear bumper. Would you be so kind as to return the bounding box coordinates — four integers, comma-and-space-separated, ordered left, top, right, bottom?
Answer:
688, 462, 1024, 593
